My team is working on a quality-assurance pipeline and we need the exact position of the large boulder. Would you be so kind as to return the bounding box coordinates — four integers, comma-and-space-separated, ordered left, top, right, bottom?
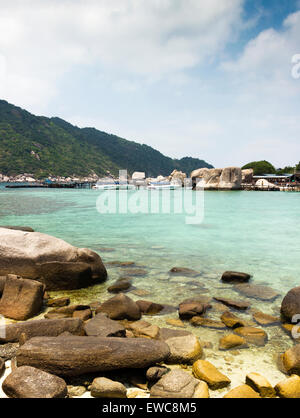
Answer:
219, 167, 242, 190
16, 336, 170, 376
242, 169, 254, 184
281, 287, 300, 322
2, 366, 67, 398
275, 375, 300, 398
0, 275, 44, 320
150, 369, 209, 398
0, 228, 107, 290
192, 167, 242, 190
96, 294, 141, 321
0, 318, 85, 343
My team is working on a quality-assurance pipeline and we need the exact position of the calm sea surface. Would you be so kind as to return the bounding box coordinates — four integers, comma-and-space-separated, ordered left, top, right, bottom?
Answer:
0, 186, 299, 392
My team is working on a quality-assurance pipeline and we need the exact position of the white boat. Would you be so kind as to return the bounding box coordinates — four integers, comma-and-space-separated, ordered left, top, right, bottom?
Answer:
93, 179, 136, 190
147, 181, 182, 190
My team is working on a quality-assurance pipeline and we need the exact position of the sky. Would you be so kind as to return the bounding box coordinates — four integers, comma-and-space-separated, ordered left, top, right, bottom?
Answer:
0, 0, 300, 169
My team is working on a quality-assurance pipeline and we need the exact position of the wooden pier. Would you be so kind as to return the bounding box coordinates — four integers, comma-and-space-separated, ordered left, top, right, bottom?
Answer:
5, 182, 96, 189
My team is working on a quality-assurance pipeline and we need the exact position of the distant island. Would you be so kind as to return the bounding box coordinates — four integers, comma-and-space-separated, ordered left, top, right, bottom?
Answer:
0, 100, 213, 179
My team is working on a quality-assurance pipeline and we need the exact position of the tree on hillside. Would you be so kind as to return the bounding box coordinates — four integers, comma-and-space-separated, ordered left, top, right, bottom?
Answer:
242, 160, 276, 176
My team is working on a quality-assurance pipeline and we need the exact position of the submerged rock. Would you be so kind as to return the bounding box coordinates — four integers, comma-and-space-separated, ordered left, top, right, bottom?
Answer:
213, 297, 250, 311
219, 334, 248, 350
192, 360, 231, 389
221, 271, 251, 283
16, 336, 170, 376
96, 293, 141, 321
169, 267, 201, 277
190, 317, 226, 329
179, 302, 209, 319
136, 300, 164, 315
234, 327, 268, 346
107, 278, 132, 293
0, 275, 44, 320
252, 311, 280, 326
234, 283, 280, 302
2, 366, 67, 398
150, 369, 209, 398
0, 228, 107, 290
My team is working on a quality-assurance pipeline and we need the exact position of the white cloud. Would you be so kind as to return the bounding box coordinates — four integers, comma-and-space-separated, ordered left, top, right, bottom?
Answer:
0, 0, 244, 109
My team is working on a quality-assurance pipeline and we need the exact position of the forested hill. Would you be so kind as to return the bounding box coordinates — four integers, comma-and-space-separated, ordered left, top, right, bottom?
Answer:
0, 100, 213, 178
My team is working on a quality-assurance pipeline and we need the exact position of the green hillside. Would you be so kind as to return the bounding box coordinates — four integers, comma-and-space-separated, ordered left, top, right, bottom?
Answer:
0, 100, 213, 178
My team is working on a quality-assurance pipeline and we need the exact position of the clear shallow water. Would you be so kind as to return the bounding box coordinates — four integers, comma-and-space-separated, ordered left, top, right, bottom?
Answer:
0, 186, 299, 395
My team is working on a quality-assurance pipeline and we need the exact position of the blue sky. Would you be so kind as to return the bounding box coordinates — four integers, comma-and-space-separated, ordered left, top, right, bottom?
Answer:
0, 0, 300, 169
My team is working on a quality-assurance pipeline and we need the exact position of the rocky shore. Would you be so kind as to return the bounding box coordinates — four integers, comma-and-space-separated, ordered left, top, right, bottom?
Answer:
0, 227, 299, 398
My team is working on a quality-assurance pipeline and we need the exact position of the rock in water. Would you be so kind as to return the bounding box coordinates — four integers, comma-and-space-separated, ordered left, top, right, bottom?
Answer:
223, 384, 261, 398
96, 293, 141, 321
158, 328, 202, 364
0, 228, 107, 290
136, 300, 164, 315
234, 327, 268, 346
84, 314, 126, 337
16, 336, 170, 376
0, 276, 44, 320
213, 297, 250, 311
245, 373, 276, 398
2, 366, 67, 398
282, 344, 300, 375
90, 377, 127, 398
192, 360, 231, 389
219, 334, 248, 350
275, 376, 300, 398
234, 283, 280, 302
281, 287, 300, 322
192, 167, 242, 190
221, 271, 251, 283
0, 318, 85, 343
150, 369, 209, 398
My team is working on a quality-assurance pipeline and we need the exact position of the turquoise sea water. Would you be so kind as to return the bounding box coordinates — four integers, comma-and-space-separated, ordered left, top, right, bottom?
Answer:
0, 186, 299, 393
0, 187, 299, 295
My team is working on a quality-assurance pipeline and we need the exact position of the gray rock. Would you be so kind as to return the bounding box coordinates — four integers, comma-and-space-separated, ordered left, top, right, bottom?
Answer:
16, 336, 171, 376
0, 343, 19, 360
90, 377, 127, 398
281, 287, 300, 322
2, 366, 67, 398
96, 293, 141, 321
221, 271, 251, 283
158, 328, 202, 364
0, 275, 44, 320
84, 314, 126, 337
150, 369, 207, 398
0, 318, 85, 343
0, 228, 107, 290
